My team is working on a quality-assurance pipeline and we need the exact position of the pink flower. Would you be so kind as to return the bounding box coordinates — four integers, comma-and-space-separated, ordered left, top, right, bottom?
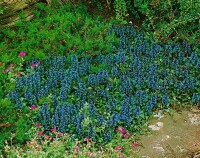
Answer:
45, 135, 49, 139
30, 105, 37, 110
133, 143, 139, 148
121, 129, 127, 134
58, 132, 63, 136
38, 61, 41, 65
7, 67, 11, 71
99, 146, 103, 150
36, 124, 41, 128
118, 152, 122, 155
75, 146, 79, 151
123, 134, 128, 139
2, 70, 7, 74
10, 64, 13, 67
84, 138, 89, 142
123, 132, 130, 139
117, 127, 126, 134
19, 52, 26, 57
115, 129, 120, 132
118, 127, 123, 131
115, 146, 122, 150
51, 126, 57, 133
89, 138, 92, 141
116, 127, 128, 135
31, 63, 36, 68
17, 72, 21, 77
38, 131, 43, 136
90, 152, 96, 157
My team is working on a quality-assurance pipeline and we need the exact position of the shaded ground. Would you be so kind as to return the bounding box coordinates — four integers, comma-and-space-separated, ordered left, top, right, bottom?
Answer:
138, 107, 200, 158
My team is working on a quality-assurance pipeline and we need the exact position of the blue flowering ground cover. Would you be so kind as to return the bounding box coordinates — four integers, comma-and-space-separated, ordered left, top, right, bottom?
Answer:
8, 24, 200, 143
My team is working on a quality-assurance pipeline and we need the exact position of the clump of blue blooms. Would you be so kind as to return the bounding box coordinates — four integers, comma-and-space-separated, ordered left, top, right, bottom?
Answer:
8, 24, 199, 143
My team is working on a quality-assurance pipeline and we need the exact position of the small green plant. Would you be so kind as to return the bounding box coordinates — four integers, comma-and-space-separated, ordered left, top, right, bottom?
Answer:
130, 0, 200, 45
0, 3, 118, 65
0, 8, 3, 14
0, 98, 34, 149
113, 0, 129, 24
3, 127, 141, 158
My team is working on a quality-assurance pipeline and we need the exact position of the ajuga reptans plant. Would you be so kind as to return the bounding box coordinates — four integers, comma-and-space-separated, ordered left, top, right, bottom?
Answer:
8, 24, 200, 143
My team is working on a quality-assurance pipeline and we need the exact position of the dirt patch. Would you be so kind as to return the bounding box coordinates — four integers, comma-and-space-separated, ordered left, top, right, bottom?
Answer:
138, 107, 200, 158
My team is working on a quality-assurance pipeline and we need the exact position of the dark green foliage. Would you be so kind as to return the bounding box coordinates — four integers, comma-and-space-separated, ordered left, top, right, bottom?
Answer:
0, 1, 199, 150
86, 0, 200, 45
0, 99, 32, 149
6, 24, 199, 145
0, 3, 118, 149
0, 3, 118, 65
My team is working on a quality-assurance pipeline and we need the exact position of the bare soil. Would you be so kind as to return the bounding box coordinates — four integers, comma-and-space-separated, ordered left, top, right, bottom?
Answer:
138, 107, 200, 158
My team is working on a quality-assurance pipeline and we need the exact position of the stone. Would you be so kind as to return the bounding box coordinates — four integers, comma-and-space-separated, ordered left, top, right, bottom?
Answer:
148, 125, 160, 131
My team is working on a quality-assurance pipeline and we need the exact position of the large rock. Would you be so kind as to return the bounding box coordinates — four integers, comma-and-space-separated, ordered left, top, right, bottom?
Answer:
0, 0, 40, 29
0, 0, 74, 29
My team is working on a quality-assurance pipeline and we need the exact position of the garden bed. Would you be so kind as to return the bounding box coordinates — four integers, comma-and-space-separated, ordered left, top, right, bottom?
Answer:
0, 2, 199, 158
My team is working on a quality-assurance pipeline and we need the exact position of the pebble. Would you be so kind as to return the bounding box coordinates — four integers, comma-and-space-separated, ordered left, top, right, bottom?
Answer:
148, 125, 160, 131
153, 112, 164, 119
148, 122, 164, 131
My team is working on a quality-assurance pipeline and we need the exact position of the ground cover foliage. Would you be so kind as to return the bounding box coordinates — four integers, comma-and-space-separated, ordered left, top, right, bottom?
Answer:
6, 24, 200, 144
0, 1, 200, 157
0, 3, 118, 149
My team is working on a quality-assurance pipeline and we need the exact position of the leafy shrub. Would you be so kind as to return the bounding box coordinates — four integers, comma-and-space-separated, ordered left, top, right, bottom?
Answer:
84, 0, 199, 45
0, 3, 118, 66
126, 0, 200, 45
113, 0, 129, 24
0, 98, 33, 150
143, 0, 199, 45
6, 24, 199, 146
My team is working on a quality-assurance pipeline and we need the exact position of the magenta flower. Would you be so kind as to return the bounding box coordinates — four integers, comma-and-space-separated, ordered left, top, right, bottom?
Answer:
30, 105, 37, 110
118, 127, 123, 131
7, 67, 11, 71
118, 151, 122, 155
31, 63, 36, 68
45, 135, 49, 139
117, 127, 124, 133
89, 138, 93, 141
84, 138, 89, 142
2, 70, 7, 74
115, 129, 119, 132
51, 126, 57, 133
58, 132, 63, 136
123, 134, 128, 139
75, 146, 79, 151
133, 143, 139, 148
36, 124, 41, 128
90, 152, 96, 157
122, 129, 127, 134
115, 146, 122, 150
19, 52, 26, 57
123, 132, 130, 139
17, 72, 21, 77
38, 131, 43, 136
117, 127, 127, 134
